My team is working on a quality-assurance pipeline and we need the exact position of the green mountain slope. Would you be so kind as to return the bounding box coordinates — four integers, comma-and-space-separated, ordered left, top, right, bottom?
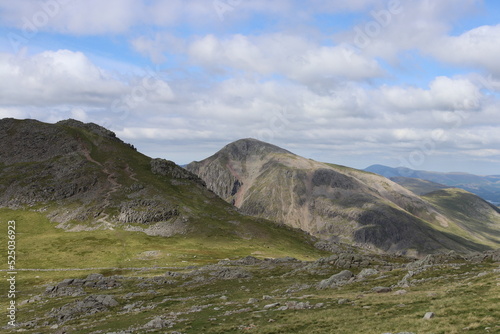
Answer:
423, 188, 500, 246
389, 177, 450, 195
188, 139, 500, 255
365, 164, 500, 205
0, 119, 325, 269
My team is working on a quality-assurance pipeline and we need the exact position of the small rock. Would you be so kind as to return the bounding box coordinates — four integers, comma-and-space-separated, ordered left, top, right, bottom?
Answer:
338, 298, 350, 305
423, 312, 435, 319
372, 286, 392, 293
264, 302, 280, 309
86, 273, 104, 281
393, 289, 407, 295
357, 268, 379, 279
145, 316, 170, 329
247, 298, 259, 304
220, 295, 228, 301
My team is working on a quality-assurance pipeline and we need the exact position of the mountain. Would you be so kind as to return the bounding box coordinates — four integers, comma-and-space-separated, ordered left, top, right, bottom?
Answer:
0, 119, 325, 263
365, 164, 500, 205
187, 139, 500, 255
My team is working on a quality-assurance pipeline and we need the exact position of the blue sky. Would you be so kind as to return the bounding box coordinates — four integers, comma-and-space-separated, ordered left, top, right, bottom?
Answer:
1, 0, 500, 175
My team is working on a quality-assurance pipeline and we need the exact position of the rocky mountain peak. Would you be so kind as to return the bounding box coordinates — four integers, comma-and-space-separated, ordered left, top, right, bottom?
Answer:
216, 138, 293, 160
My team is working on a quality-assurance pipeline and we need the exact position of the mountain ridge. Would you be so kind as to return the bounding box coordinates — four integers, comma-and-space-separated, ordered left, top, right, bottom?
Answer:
188, 139, 500, 255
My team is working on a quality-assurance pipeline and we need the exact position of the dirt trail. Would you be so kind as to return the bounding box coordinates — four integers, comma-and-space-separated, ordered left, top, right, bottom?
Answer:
125, 164, 139, 181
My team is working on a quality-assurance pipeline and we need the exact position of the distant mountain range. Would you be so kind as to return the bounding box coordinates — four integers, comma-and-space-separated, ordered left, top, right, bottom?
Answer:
188, 138, 500, 255
365, 164, 500, 205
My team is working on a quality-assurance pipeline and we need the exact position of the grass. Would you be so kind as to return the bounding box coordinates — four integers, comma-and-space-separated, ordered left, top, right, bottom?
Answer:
1, 255, 497, 333
0, 208, 325, 271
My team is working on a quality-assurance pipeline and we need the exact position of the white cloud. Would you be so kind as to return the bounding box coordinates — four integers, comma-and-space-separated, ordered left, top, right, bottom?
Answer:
0, 50, 125, 105
428, 25, 500, 75
0, 49, 175, 115
187, 33, 384, 83
378, 76, 482, 112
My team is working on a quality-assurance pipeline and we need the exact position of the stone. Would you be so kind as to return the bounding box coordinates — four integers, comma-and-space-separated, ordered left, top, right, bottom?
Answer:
247, 298, 259, 304
86, 273, 104, 281
357, 268, 379, 279
210, 267, 252, 280
423, 312, 435, 319
372, 286, 392, 293
393, 289, 407, 295
145, 316, 171, 329
264, 303, 280, 309
338, 298, 350, 305
318, 270, 354, 289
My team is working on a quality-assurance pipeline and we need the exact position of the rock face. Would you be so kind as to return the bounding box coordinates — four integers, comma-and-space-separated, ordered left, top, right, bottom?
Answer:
187, 138, 500, 255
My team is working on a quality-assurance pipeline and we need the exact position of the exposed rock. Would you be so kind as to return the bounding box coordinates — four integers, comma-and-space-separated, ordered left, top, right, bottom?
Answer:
317, 270, 354, 289
372, 286, 392, 293
44, 286, 86, 297
47, 295, 119, 324
263, 302, 280, 309
423, 312, 435, 319
118, 199, 179, 224
209, 267, 252, 280
145, 316, 173, 329
357, 268, 379, 279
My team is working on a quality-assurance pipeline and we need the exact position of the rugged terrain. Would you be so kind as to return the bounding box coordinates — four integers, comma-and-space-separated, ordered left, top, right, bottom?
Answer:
0, 120, 499, 333
1, 249, 499, 333
187, 139, 500, 255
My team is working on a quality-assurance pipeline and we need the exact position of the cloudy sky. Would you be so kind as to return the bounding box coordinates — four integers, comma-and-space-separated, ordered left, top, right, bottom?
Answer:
1, 0, 500, 174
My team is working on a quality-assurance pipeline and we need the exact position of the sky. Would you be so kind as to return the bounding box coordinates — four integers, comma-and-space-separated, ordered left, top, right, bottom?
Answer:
1, 0, 500, 175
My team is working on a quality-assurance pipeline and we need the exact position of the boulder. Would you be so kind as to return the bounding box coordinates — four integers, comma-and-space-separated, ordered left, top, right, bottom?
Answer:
317, 270, 354, 289
423, 312, 435, 319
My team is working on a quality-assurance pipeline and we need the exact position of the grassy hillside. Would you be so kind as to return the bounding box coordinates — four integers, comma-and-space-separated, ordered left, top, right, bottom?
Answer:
423, 188, 500, 248
0, 208, 325, 271
390, 176, 450, 195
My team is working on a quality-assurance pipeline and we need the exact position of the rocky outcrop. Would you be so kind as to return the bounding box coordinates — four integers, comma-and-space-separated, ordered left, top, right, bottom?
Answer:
47, 295, 119, 324
118, 199, 179, 224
